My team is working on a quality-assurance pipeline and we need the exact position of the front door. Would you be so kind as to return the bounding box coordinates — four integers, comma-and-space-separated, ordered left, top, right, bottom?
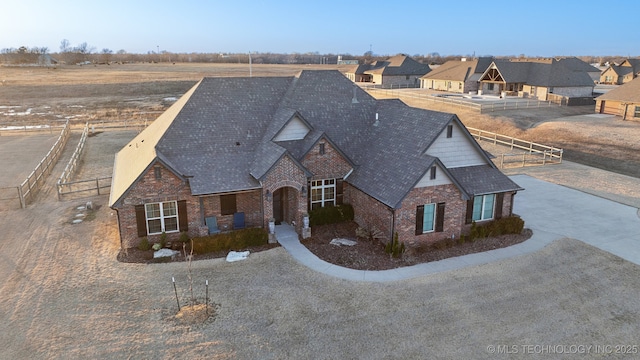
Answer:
273, 188, 283, 225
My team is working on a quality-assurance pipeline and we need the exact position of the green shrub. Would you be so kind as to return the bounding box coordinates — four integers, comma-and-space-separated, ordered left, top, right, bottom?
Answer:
138, 237, 150, 251
385, 232, 405, 258
191, 228, 268, 254
468, 216, 525, 241
309, 204, 354, 226
159, 231, 167, 248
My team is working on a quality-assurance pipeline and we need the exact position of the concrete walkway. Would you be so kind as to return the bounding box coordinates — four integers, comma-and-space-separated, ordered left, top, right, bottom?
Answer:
276, 174, 640, 282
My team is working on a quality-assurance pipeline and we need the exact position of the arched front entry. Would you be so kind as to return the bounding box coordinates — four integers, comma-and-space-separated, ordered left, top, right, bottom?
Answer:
272, 186, 300, 226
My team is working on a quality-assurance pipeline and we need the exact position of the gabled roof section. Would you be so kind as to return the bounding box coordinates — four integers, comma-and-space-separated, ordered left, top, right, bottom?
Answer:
109, 80, 201, 207
346, 99, 455, 208
364, 55, 432, 76
596, 76, 640, 102
272, 111, 312, 142
421, 57, 493, 81
447, 165, 523, 197
480, 58, 594, 87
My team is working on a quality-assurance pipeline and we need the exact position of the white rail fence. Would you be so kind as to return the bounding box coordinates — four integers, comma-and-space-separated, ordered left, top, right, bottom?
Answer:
467, 127, 563, 168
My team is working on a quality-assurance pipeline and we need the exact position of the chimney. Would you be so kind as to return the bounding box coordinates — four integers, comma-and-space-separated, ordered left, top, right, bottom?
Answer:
373, 112, 379, 127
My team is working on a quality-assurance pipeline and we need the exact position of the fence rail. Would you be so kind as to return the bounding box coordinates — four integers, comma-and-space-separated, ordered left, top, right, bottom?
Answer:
17, 121, 70, 208
467, 127, 563, 168
57, 123, 89, 192
366, 88, 560, 113
57, 177, 112, 200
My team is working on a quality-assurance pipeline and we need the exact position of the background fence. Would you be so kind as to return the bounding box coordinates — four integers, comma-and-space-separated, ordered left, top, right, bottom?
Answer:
467, 127, 563, 168
15, 121, 70, 208
57, 123, 89, 188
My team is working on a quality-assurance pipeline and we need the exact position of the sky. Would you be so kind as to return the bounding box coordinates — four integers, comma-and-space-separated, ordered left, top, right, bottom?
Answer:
1, 0, 639, 57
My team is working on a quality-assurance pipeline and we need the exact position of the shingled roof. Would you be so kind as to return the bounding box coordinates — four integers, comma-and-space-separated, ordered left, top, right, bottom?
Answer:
347, 55, 432, 77
596, 76, 640, 102
421, 57, 493, 82
482, 58, 595, 87
110, 70, 520, 209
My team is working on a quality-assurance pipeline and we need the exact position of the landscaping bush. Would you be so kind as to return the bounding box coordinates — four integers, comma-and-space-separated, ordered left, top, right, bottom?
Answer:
469, 216, 525, 240
191, 228, 268, 254
385, 232, 405, 258
309, 204, 354, 226
138, 237, 150, 251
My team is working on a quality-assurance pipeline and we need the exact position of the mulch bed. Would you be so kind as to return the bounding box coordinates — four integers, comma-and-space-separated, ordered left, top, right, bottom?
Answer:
301, 222, 533, 271
118, 221, 532, 270
117, 243, 280, 264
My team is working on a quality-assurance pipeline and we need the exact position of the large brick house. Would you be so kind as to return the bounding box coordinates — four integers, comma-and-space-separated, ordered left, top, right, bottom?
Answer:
109, 70, 522, 249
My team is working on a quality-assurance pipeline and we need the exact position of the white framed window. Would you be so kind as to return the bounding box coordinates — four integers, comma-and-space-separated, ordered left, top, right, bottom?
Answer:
310, 179, 335, 210
145, 201, 179, 235
422, 203, 436, 233
472, 194, 495, 221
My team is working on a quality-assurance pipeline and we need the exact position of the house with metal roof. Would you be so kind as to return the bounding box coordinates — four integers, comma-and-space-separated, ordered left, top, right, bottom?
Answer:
595, 76, 640, 120
478, 58, 595, 103
599, 59, 640, 85
419, 57, 493, 94
344, 54, 432, 88
109, 70, 522, 250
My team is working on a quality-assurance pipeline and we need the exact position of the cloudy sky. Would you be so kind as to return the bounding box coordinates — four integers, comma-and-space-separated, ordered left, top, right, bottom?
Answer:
1, 0, 638, 57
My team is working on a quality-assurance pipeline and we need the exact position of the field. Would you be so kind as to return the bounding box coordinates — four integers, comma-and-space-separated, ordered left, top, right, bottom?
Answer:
1, 63, 640, 358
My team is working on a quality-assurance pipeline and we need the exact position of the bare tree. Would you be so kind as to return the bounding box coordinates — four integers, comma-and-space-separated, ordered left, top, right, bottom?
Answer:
100, 48, 113, 64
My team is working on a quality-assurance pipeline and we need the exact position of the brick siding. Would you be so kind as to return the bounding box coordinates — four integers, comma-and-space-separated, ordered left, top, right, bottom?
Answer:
302, 138, 352, 180
113, 163, 198, 249
261, 155, 307, 233
396, 184, 466, 247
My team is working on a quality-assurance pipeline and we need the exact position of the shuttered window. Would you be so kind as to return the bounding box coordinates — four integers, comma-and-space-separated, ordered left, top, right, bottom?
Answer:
416, 202, 445, 235
134, 200, 184, 236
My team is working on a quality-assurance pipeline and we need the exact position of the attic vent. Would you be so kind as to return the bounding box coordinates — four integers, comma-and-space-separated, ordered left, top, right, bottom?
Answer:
235, 141, 241, 146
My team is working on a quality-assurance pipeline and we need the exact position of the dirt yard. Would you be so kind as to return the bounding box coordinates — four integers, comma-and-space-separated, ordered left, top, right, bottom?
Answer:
2, 64, 640, 358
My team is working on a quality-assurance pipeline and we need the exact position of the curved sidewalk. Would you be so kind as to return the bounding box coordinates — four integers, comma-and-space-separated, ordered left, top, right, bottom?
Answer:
276, 175, 640, 282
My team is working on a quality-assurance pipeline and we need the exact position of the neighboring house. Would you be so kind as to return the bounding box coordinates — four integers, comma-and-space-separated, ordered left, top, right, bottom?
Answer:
478, 58, 595, 102
420, 57, 493, 94
109, 70, 522, 250
599, 59, 640, 84
344, 54, 431, 87
555, 57, 601, 83
595, 76, 640, 120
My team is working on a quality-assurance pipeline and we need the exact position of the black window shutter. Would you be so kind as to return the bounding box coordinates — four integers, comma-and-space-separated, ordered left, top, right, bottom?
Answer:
435, 202, 445, 232
336, 179, 344, 205
465, 199, 474, 224
135, 205, 147, 237
178, 200, 188, 231
415, 205, 424, 235
495, 193, 504, 219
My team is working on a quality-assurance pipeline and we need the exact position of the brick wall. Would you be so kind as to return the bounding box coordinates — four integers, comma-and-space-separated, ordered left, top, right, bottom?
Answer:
262, 155, 308, 233
396, 184, 466, 247
343, 183, 394, 241
114, 163, 198, 249
200, 190, 262, 231
302, 138, 352, 180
